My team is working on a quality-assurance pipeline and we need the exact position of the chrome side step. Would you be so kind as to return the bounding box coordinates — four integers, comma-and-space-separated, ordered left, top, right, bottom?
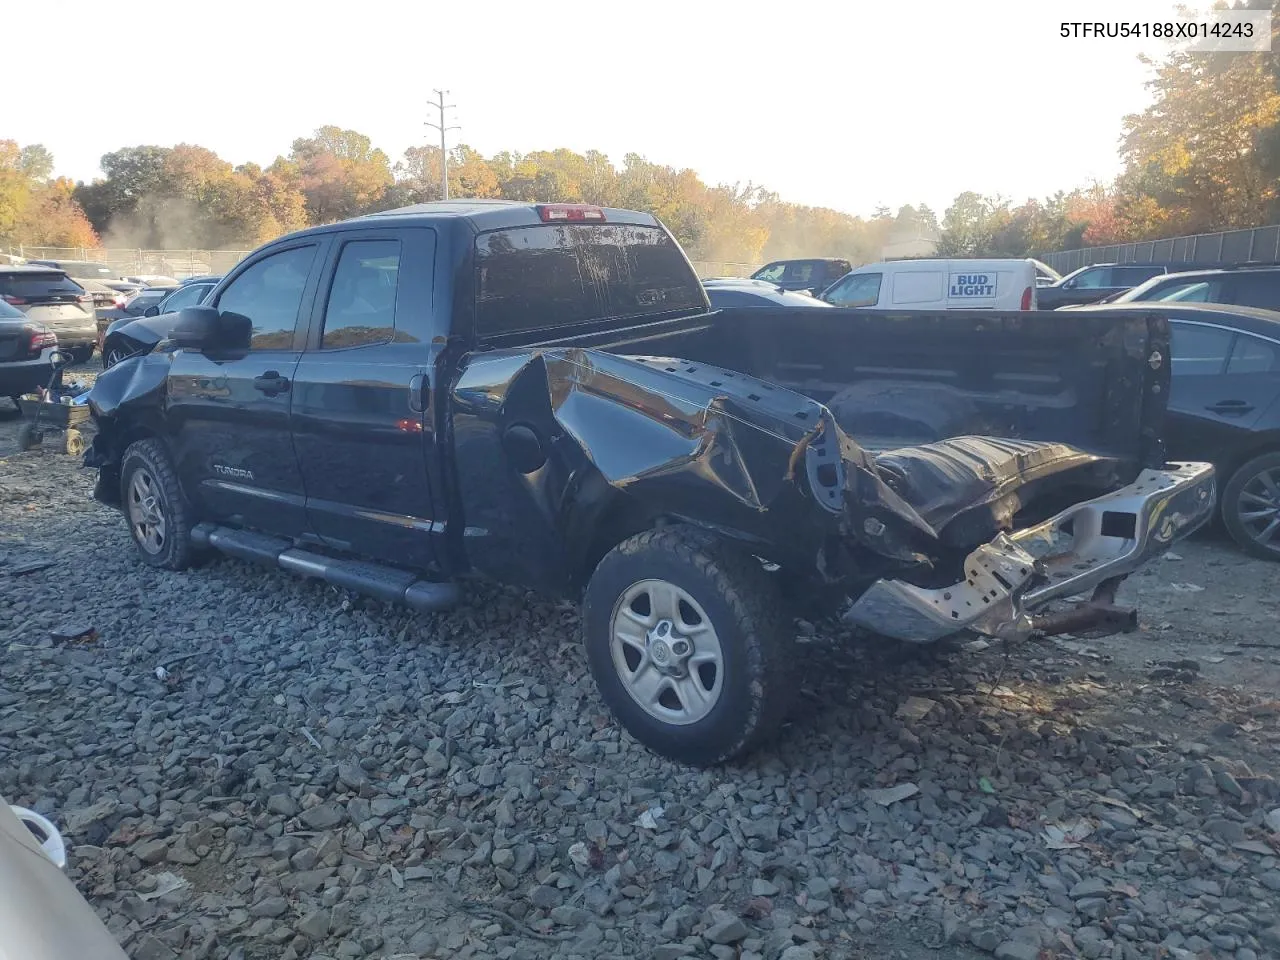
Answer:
190, 523, 459, 612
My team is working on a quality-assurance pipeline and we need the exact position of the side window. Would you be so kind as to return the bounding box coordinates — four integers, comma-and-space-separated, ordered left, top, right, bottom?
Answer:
1157, 281, 1217, 303
785, 262, 816, 283
1227, 334, 1279, 375
1230, 274, 1280, 310
1171, 323, 1233, 376
158, 283, 207, 313
215, 245, 316, 350
824, 272, 882, 307
753, 263, 785, 282
321, 239, 401, 348
1072, 267, 1111, 288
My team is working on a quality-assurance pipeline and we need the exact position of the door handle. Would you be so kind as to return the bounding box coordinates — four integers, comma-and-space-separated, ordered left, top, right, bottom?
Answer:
1205, 399, 1253, 415
253, 371, 290, 395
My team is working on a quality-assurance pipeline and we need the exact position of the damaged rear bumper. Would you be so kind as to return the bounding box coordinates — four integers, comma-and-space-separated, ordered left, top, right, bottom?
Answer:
844, 461, 1216, 642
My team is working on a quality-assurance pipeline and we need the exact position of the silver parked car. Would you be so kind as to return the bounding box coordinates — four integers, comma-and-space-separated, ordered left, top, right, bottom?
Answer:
0, 266, 99, 363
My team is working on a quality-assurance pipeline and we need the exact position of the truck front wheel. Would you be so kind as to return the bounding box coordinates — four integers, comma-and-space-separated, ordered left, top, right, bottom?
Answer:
583, 527, 794, 766
120, 438, 195, 570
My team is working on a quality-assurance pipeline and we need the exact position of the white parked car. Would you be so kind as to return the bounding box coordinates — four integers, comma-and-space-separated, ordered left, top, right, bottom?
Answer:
819, 258, 1041, 311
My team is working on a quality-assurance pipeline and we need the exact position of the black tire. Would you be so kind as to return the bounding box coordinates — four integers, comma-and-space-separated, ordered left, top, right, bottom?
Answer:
1221, 451, 1280, 561
17, 422, 42, 451
103, 344, 128, 369
120, 437, 195, 569
583, 526, 794, 766
70, 347, 93, 365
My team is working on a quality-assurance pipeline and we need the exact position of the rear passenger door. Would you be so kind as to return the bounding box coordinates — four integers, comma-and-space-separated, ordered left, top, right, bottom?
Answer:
290, 228, 443, 570
1167, 321, 1280, 463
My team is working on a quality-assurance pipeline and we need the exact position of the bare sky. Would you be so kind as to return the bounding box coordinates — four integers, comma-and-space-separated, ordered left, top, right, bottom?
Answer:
7, 0, 1186, 217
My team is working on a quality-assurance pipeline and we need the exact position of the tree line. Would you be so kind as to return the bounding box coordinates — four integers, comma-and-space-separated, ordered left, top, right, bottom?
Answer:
3, 5, 1278, 266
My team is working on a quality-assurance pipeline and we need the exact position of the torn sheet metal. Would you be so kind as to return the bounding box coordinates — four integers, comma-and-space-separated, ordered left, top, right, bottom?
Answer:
449, 347, 937, 595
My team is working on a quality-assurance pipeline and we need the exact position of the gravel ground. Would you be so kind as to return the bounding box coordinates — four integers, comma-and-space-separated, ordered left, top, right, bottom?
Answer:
2, 372, 1280, 960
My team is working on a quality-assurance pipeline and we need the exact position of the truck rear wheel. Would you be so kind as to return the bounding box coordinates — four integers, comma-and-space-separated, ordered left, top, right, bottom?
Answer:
583, 526, 793, 766
120, 438, 195, 570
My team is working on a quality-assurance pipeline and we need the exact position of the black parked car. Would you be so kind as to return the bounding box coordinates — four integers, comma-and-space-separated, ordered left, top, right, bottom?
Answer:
1106, 264, 1280, 311
100, 277, 220, 367
1037, 262, 1173, 310
0, 299, 59, 406
703, 278, 834, 308
749, 258, 852, 294
1072, 302, 1280, 559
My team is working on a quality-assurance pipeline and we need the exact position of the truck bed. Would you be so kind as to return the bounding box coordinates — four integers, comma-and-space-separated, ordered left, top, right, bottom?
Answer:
519, 305, 1171, 472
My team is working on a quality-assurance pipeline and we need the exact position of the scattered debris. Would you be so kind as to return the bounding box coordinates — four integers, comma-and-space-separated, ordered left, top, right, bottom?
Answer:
978, 777, 996, 795
1265, 808, 1280, 834
300, 727, 323, 750
866, 783, 920, 806
135, 872, 188, 902
50, 623, 96, 643
1093, 795, 1144, 820
567, 842, 590, 868
632, 805, 665, 830
1162, 551, 1183, 561
1, 558, 55, 576
896, 696, 937, 722
1042, 821, 1095, 850
1168, 582, 1205, 593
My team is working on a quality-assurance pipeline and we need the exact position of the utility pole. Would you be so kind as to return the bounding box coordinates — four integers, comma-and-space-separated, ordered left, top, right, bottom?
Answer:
425, 89, 460, 201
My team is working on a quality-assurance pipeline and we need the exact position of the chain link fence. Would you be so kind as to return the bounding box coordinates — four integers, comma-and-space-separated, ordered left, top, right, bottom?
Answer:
1045, 226, 1280, 273
2, 246, 251, 279
689, 260, 757, 279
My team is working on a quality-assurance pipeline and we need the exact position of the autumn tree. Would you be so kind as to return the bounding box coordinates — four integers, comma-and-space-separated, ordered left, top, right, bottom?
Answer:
1121, 44, 1280, 234
289, 126, 393, 223
0, 140, 98, 248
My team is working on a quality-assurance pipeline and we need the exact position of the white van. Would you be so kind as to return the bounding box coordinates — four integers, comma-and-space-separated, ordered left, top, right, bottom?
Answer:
819, 259, 1039, 311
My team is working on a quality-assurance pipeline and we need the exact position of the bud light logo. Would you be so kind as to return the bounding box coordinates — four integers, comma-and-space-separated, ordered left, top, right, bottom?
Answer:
948, 273, 996, 298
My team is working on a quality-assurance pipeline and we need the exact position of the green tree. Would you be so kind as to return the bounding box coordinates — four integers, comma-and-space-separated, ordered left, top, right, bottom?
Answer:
18, 144, 54, 182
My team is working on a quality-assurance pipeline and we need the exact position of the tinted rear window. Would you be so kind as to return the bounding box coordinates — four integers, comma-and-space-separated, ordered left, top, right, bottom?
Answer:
0, 273, 85, 297
475, 223, 704, 337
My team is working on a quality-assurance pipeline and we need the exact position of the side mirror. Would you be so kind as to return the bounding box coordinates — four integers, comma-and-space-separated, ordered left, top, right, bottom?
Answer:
1062, 279, 1076, 289
143, 305, 160, 317
170, 306, 250, 352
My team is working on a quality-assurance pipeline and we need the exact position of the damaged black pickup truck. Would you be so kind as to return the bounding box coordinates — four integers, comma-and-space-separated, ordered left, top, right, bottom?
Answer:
85, 201, 1215, 766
